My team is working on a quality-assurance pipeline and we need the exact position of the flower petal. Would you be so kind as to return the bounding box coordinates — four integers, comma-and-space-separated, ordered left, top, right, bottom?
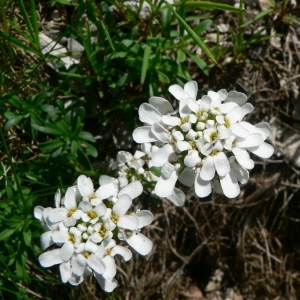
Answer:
195, 173, 212, 198
184, 81, 198, 99
40, 231, 54, 250
102, 255, 116, 278
232, 147, 254, 169
235, 133, 264, 148
214, 152, 230, 176
169, 84, 190, 100
151, 123, 170, 143
118, 215, 139, 230
225, 91, 247, 105
126, 232, 153, 256
64, 187, 76, 210
39, 249, 63, 267
155, 169, 178, 197
132, 126, 158, 143
139, 103, 162, 125
111, 245, 132, 261
167, 187, 186, 206
249, 142, 274, 158
48, 208, 67, 223
60, 241, 74, 262
72, 254, 87, 276
94, 274, 118, 292
118, 180, 143, 199
149, 96, 174, 114
95, 182, 116, 200
77, 175, 94, 197
200, 156, 215, 181
178, 167, 196, 187
60, 261, 71, 283
88, 254, 105, 274
113, 194, 132, 215
220, 171, 240, 198
136, 210, 153, 228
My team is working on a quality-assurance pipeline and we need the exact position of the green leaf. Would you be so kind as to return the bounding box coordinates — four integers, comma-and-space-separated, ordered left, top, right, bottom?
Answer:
241, 9, 273, 28
149, 166, 162, 177
23, 228, 32, 247
172, 1, 243, 12
5, 115, 24, 130
194, 19, 213, 35
165, 3, 217, 64
157, 70, 170, 84
186, 51, 209, 76
4, 110, 15, 119
117, 73, 129, 87
141, 44, 152, 84
31, 122, 62, 135
177, 49, 186, 62
39, 138, 65, 152
0, 229, 15, 241
85, 144, 98, 158
100, 20, 115, 51
8, 95, 23, 109
71, 140, 78, 155
78, 131, 96, 143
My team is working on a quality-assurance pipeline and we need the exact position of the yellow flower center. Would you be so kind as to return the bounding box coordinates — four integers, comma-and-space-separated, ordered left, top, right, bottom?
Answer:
87, 210, 98, 219
224, 117, 230, 128
210, 132, 219, 141
210, 150, 219, 156
68, 233, 76, 244
82, 251, 91, 259
67, 208, 76, 218
105, 248, 112, 256
110, 213, 119, 224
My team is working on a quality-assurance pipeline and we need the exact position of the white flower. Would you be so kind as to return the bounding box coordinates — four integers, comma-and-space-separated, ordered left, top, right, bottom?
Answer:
219, 157, 249, 198
72, 242, 105, 276
132, 96, 174, 143
118, 210, 153, 256
133, 80, 274, 199
200, 141, 230, 181
80, 201, 107, 225
48, 187, 83, 227
97, 239, 132, 279
77, 175, 115, 206
104, 194, 139, 231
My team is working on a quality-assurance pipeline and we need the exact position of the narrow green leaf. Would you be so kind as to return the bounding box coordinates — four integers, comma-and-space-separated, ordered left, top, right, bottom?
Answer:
23, 228, 32, 247
5, 115, 24, 130
30, 0, 40, 49
39, 139, 65, 151
78, 131, 96, 143
0, 229, 15, 241
165, 3, 217, 64
100, 20, 115, 51
241, 9, 273, 28
172, 1, 243, 12
17, 0, 35, 42
31, 122, 62, 135
0, 31, 37, 54
186, 51, 209, 76
141, 45, 151, 84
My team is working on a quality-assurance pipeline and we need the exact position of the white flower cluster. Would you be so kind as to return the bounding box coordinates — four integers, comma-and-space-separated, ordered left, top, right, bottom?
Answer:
110, 148, 186, 206
133, 81, 274, 199
34, 175, 153, 292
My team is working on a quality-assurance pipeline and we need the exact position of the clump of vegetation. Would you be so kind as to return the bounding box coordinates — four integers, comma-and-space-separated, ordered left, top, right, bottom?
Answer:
1, 0, 300, 299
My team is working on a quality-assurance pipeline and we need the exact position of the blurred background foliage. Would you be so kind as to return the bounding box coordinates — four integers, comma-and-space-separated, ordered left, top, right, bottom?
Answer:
1, 0, 300, 299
